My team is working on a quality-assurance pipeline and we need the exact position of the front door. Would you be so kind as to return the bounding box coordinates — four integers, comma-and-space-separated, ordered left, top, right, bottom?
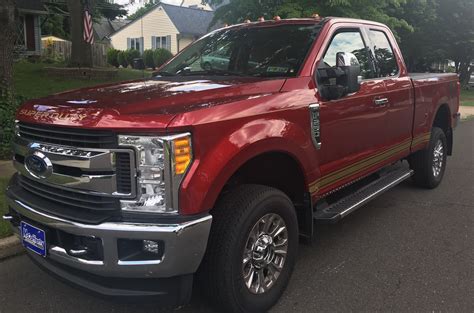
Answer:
315, 27, 389, 194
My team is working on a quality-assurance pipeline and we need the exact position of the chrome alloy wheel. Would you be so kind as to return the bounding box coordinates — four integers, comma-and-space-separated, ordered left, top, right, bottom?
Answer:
242, 213, 288, 295
432, 139, 444, 177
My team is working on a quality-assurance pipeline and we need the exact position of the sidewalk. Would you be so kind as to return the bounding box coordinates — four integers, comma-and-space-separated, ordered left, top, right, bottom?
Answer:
0, 160, 21, 260
459, 106, 474, 119
0, 160, 15, 178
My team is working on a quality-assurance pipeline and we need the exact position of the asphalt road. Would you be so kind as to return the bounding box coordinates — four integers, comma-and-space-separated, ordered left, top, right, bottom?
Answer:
1, 119, 473, 313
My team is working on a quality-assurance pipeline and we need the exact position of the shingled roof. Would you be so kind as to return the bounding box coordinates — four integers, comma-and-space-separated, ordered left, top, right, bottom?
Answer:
94, 17, 131, 41
161, 3, 214, 36
111, 3, 215, 38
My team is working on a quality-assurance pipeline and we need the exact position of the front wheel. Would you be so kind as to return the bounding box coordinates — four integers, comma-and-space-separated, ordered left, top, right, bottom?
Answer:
198, 185, 298, 313
409, 127, 448, 189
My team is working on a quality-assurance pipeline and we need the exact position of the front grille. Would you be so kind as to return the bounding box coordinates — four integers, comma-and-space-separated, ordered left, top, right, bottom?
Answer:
19, 176, 119, 212
8, 175, 119, 224
13, 123, 136, 223
18, 122, 117, 149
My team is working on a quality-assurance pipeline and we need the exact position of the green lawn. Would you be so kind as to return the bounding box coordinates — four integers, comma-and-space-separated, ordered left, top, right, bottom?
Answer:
0, 176, 12, 239
460, 89, 474, 107
14, 62, 150, 100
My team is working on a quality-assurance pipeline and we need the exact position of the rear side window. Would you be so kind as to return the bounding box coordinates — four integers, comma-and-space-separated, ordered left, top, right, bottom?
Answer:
368, 30, 398, 77
323, 31, 375, 79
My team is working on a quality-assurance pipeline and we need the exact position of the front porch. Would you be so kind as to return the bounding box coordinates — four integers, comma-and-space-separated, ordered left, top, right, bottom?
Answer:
15, 0, 48, 56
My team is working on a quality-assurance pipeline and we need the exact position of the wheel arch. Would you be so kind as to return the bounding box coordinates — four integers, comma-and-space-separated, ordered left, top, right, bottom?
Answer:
432, 103, 453, 155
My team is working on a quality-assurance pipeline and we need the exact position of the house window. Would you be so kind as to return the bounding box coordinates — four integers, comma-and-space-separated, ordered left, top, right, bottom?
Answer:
127, 37, 143, 54
152, 35, 171, 51
130, 38, 141, 51
15, 16, 26, 48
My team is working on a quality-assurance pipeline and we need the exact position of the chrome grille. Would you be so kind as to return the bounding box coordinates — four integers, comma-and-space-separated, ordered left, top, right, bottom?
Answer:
17, 122, 117, 149
19, 175, 119, 211
12, 124, 137, 224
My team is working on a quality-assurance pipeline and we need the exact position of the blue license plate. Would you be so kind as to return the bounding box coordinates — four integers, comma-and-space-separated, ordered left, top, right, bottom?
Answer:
20, 221, 47, 257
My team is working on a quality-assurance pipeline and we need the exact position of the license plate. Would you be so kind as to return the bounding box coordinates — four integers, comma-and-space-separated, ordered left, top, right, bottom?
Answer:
20, 221, 47, 257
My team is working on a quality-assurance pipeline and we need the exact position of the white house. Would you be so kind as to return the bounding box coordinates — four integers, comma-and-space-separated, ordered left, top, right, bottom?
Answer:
109, 3, 214, 55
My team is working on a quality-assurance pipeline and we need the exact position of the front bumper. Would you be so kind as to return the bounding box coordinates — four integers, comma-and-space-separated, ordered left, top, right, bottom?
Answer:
5, 187, 212, 301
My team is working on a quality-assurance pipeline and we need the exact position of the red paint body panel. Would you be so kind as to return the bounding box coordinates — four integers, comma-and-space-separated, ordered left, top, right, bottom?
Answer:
15, 18, 460, 215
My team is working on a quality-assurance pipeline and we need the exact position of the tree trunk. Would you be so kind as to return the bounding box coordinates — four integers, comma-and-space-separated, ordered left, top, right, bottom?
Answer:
458, 60, 472, 88
0, 0, 17, 92
66, 0, 93, 68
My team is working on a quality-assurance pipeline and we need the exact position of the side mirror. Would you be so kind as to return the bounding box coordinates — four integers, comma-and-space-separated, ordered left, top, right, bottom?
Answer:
316, 52, 362, 101
336, 52, 361, 94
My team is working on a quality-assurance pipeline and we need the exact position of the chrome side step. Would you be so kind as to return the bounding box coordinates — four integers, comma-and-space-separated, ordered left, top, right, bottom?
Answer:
313, 168, 413, 224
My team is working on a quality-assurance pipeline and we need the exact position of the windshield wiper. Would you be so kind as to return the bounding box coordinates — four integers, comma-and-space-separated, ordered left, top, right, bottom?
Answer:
154, 71, 175, 77
180, 70, 246, 77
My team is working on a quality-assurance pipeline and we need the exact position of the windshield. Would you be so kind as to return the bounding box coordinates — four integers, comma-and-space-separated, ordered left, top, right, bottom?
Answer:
158, 24, 321, 78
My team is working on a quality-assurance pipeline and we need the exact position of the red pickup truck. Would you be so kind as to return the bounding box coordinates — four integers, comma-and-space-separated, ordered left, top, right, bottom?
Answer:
5, 17, 460, 312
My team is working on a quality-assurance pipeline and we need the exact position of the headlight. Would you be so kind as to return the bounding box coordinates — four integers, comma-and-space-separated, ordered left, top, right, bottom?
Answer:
118, 133, 192, 214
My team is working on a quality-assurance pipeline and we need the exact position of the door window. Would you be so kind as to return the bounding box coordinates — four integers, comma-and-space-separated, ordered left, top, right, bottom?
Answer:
323, 31, 375, 79
368, 30, 398, 77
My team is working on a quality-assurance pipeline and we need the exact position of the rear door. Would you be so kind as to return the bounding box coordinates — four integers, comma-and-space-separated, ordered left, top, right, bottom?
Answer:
316, 26, 390, 194
364, 26, 414, 149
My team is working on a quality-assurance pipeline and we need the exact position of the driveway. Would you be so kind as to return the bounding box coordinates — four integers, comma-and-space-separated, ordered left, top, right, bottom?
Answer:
0, 119, 473, 313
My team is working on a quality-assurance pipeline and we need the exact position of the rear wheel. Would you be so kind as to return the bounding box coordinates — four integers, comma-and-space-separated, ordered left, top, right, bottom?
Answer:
199, 185, 298, 313
409, 127, 447, 189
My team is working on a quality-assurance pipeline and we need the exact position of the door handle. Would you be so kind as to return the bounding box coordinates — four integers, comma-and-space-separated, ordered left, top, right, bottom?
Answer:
374, 97, 389, 106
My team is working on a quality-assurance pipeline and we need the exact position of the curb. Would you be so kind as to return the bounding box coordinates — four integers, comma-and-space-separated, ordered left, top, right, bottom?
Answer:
0, 235, 24, 260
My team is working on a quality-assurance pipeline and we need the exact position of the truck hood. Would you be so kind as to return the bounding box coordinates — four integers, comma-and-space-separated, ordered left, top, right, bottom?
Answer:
17, 77, 286, 129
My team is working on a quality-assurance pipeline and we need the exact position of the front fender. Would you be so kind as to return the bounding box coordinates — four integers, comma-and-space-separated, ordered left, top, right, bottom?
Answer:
178, 118, 316, 215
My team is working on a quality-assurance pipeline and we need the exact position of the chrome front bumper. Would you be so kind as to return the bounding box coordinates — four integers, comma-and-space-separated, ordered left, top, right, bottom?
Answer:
6, 195, 212, 279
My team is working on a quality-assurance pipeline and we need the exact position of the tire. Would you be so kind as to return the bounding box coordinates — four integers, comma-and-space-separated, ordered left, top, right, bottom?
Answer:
409, 127, 447, 189
198, 185, 298, 313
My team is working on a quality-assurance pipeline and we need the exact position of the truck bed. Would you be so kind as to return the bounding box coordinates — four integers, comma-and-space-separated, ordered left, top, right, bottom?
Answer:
409, 72, 459, 144
409, 72, 458, 81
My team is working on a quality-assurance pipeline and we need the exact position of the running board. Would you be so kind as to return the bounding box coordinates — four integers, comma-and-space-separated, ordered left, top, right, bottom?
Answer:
313, 169, 413, 224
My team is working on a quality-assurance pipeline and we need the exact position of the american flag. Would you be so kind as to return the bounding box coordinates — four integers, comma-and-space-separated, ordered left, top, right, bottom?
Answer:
83, 7, 94, 44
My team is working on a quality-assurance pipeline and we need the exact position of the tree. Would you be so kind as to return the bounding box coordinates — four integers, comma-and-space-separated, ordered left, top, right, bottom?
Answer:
0, 0, 17, 91
66, 0, 93, 67
435, 0, 474, 86
206, 0, 413, 36
43, 0, 127, 67
128, 1, 160, 20
42, 14, 69, 39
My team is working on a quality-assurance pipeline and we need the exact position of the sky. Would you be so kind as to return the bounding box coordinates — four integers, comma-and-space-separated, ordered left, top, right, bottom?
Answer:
113, 0, 211, 14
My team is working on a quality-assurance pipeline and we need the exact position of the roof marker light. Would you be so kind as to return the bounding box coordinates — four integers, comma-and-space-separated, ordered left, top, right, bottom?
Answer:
244, 19, 251, 23
312, 13, 320, 19
258, 17, 265, 22
273, 16, 281, 21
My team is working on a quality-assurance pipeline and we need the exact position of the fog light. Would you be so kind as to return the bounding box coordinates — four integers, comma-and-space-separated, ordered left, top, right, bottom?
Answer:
143, 240, 160, 254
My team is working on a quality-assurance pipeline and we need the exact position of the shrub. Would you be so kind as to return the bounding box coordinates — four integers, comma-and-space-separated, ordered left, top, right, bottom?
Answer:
107, 49, 120, 68
126, 49, 141, 65
143, 49, 155, 69
153, 48, 173, 68
0, 90, 23, 159
117, 51, 128, 68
